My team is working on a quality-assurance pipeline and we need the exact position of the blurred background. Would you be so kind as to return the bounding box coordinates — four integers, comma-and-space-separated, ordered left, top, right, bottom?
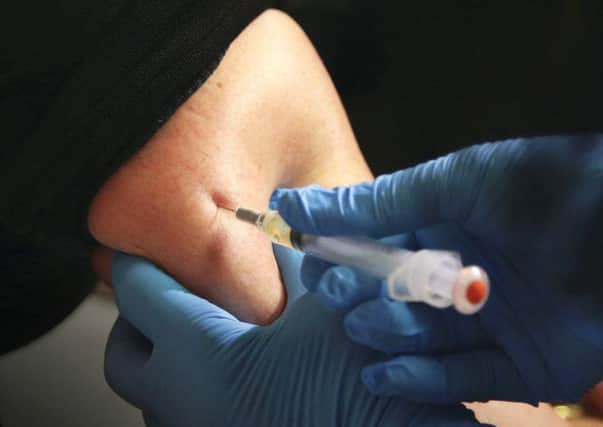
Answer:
2, 1, 603, 426
285, 0, 603, 173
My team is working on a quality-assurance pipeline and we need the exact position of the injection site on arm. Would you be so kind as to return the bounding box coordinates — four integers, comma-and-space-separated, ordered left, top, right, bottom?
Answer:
86, 10, 372, 323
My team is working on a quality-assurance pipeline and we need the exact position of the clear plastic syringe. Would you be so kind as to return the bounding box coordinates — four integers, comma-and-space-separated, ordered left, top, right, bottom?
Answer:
231, 207, 489, 314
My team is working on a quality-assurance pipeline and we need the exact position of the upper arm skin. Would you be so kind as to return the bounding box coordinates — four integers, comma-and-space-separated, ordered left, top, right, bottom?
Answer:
87, 9, 372, 324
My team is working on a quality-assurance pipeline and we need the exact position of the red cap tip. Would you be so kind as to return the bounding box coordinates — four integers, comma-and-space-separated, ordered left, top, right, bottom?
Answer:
466, 280, 487, 305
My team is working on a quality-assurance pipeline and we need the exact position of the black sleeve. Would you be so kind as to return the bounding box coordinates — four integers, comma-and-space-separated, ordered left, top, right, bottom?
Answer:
0, 0, 273, 353
0, 227, 96, 355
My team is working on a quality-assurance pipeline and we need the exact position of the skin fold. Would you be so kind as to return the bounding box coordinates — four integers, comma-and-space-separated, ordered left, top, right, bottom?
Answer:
86, 9, 600, 426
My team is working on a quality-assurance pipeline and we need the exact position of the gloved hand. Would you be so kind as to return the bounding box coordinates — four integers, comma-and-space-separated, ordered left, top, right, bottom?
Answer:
105, 248, 485, 427
273, 135, 603, 406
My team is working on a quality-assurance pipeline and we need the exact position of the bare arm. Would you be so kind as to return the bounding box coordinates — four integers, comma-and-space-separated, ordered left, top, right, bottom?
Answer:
87, 10, 372, 323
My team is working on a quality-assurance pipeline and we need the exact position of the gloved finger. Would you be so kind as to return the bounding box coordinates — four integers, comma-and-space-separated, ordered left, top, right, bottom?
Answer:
408, 404, 492, 427
273, 244, 306, 311
112, 253, 253, 344
300, 255, 333, 292
104, 317, 153, 409
316, 266, 385, 312
344, 301, 489, 354
273, 156, 470, 237
361, 350, 534, 404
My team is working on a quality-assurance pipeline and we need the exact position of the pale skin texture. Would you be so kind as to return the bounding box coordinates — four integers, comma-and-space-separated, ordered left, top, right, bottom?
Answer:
88, 10, 372, 324
86, 9, 599, 426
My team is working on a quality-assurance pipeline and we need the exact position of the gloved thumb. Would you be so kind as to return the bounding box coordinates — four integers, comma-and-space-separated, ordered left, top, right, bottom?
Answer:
272, 146, 492, 238
272, 170, 445, 238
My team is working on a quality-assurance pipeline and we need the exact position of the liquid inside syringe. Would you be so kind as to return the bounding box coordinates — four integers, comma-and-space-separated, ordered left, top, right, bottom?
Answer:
228, 207, 489, 315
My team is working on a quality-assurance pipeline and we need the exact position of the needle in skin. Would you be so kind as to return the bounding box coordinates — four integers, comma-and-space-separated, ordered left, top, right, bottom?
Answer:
211, 191, 238, 213
219, 204, 262, 230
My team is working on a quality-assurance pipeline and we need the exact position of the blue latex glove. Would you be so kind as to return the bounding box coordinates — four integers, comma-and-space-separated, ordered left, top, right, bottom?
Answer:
105, 248, 486, 426
273, 135, 603, 406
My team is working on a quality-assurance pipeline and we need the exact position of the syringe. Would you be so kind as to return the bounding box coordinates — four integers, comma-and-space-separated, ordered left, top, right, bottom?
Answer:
228, 207, 489, 314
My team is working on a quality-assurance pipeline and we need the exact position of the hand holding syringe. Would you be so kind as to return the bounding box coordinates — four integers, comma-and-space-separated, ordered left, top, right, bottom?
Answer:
225, 207, 489, 314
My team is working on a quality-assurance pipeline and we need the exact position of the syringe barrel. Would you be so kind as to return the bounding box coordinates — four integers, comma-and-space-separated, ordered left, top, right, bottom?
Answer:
299, 235, 460, 308
298, 235, 412, 280
238, 208, 488, 313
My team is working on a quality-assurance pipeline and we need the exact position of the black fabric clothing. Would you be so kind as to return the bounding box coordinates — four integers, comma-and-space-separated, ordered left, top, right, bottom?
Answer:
286, 1, 603, 174
1, 0, 272, 354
